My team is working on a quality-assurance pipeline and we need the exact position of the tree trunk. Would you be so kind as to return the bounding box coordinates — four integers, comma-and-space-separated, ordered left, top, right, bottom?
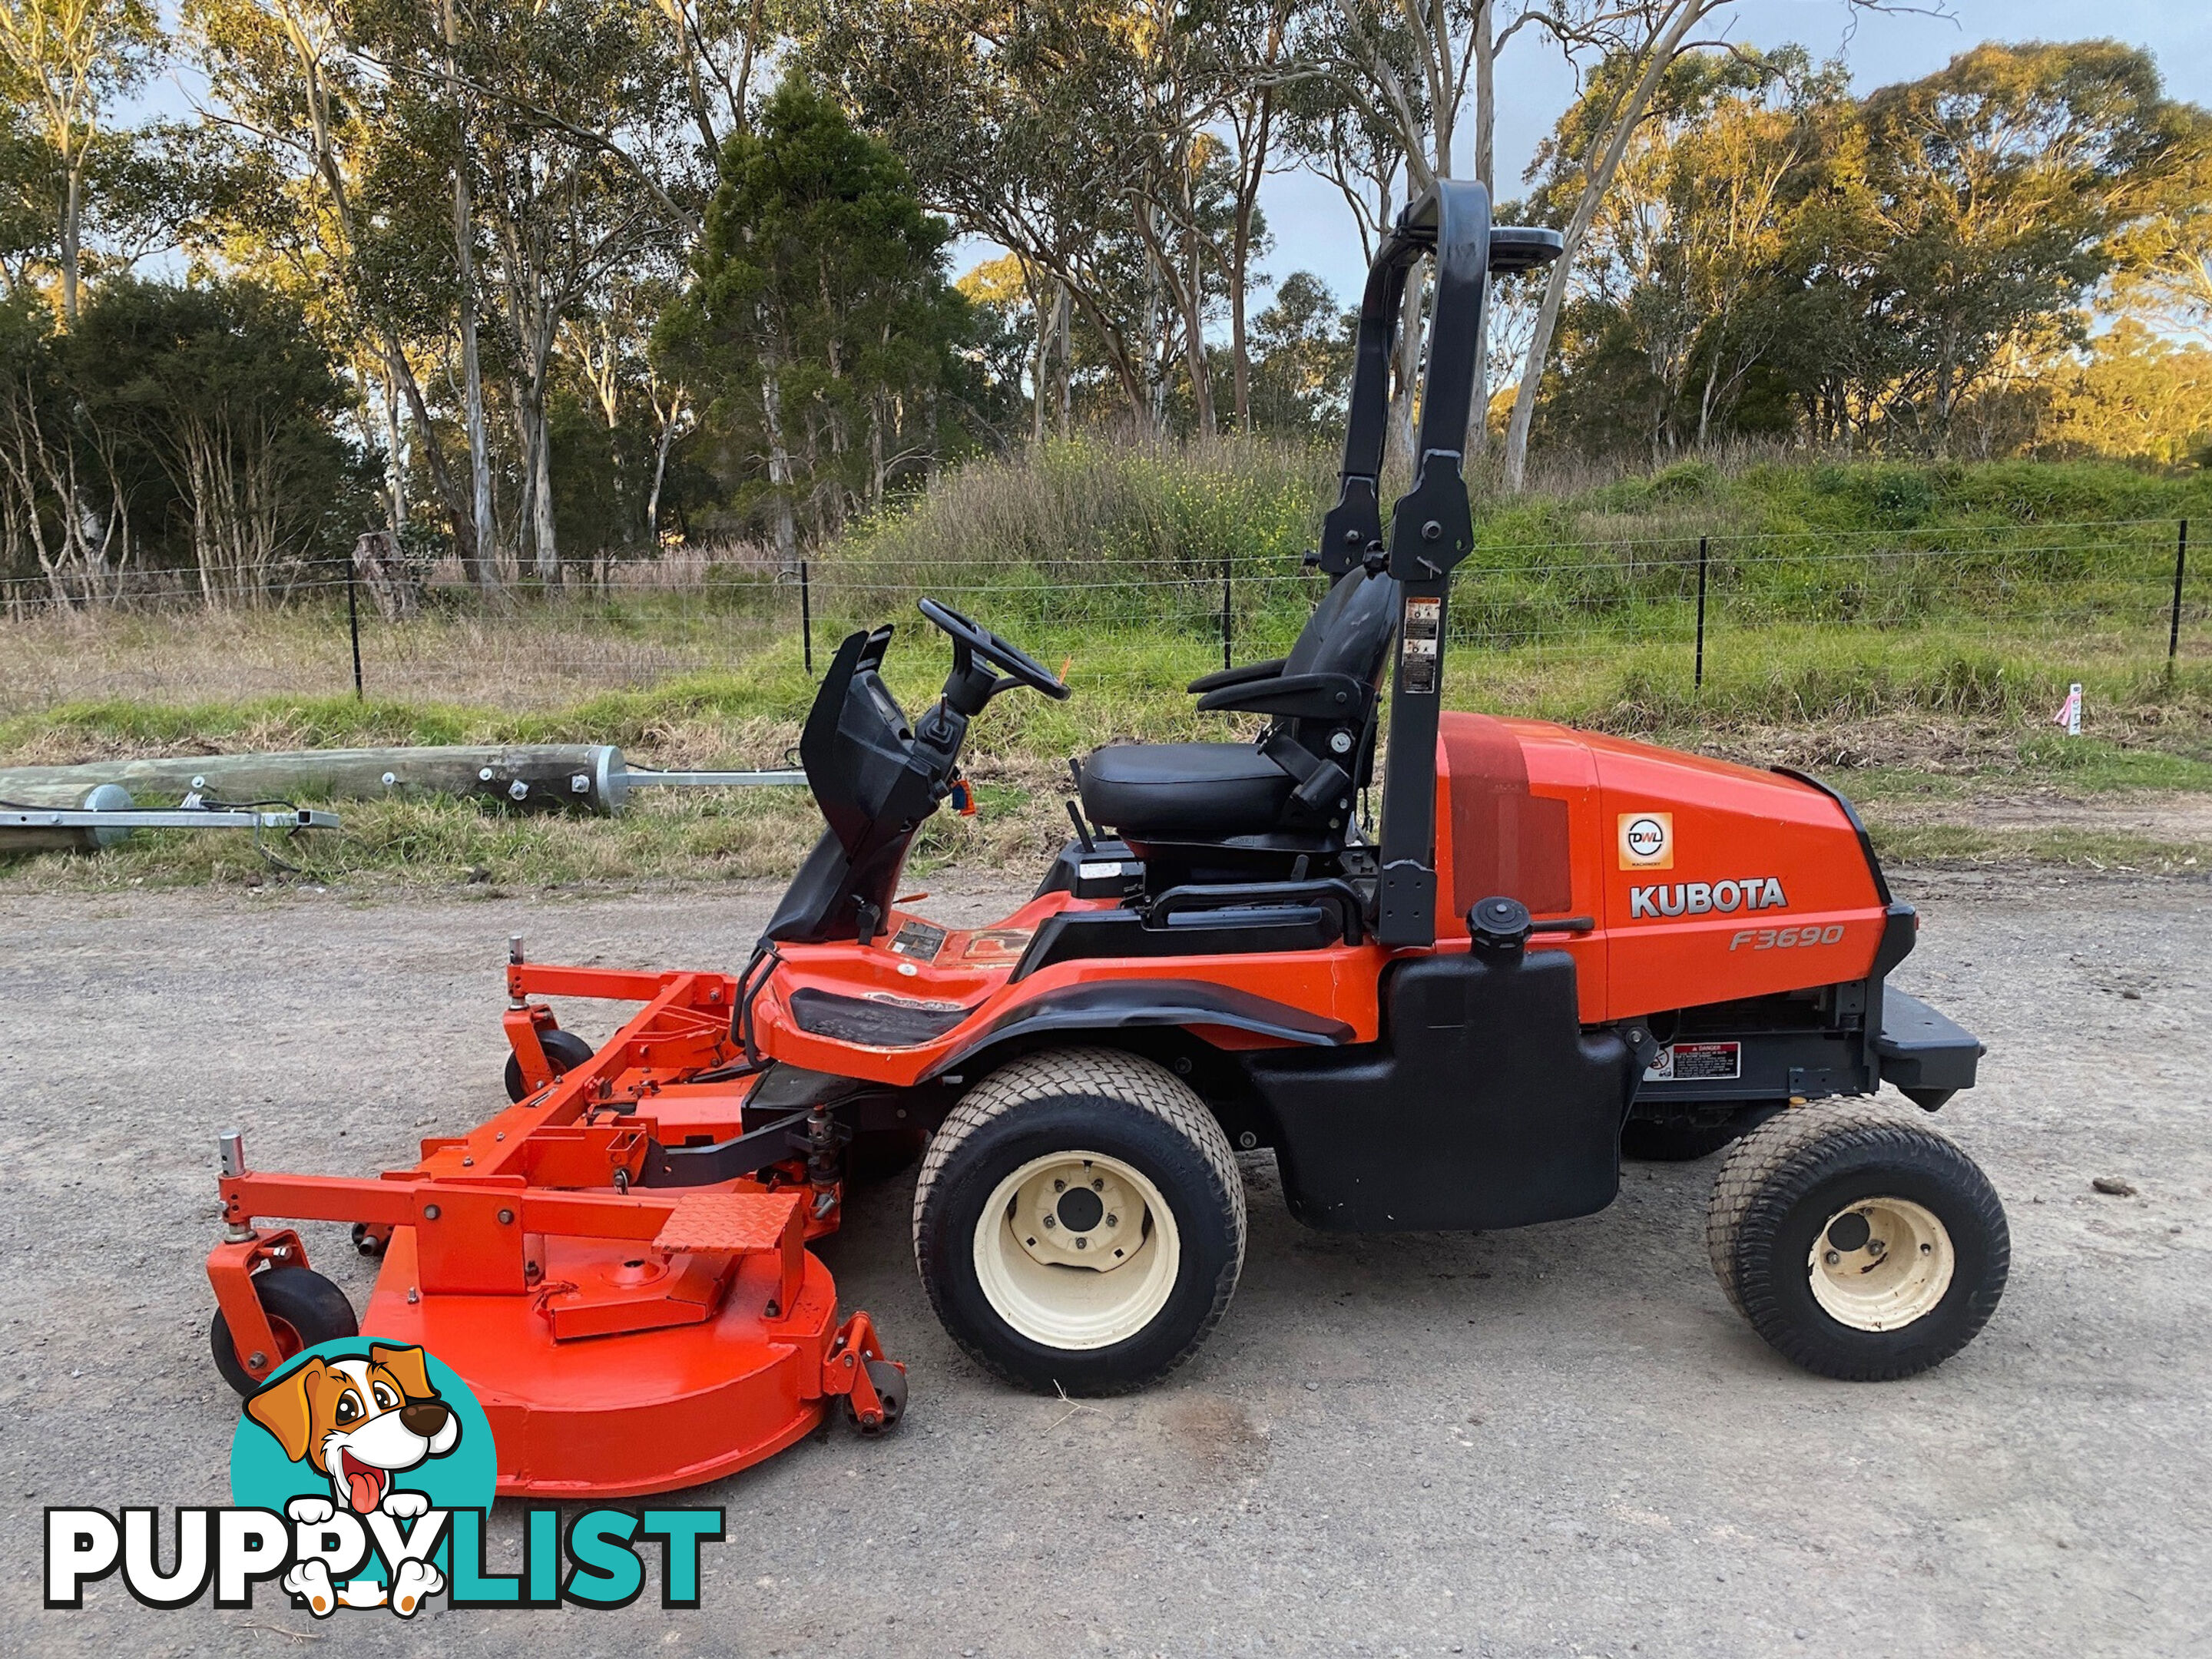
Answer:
444, 0, 498, 590
1181, 220, 1214, 437
1054, 284, 1073, 436
1386, 275, 1423, 478
761, 362, 798, 574
1030, 271, 1053, 446
391, 346, 480, 575
1467, 0, 1496, 460
454, 180, 496, 588
1229, 88, 1275, 433
868, 396, 886, 508
59, 162, 81, 328
1473, 1, 1495, 191
1503, 1, 1715, 492
379, 356, 408, 531
531, 393, 558, 582
647, 384, 684, 545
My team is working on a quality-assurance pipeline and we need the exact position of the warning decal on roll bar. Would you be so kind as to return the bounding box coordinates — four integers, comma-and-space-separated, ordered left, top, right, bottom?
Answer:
1401, 596, 1442, 694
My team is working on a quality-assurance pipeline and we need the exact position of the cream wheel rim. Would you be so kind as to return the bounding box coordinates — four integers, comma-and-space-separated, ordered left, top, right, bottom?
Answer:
972, 1151, 1181, 1349
1808, 1196, 1955, 1331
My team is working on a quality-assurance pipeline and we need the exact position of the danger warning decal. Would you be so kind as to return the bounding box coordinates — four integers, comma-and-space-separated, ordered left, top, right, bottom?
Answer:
1644, 1041, 1741, 1082
1399, 597, 1442, 694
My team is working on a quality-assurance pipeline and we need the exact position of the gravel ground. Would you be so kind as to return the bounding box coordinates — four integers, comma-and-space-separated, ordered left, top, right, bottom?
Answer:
2, 867, 2207, 1657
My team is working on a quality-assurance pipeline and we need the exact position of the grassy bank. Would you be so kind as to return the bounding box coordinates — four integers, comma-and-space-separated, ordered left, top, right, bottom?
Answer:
8, 445, 2212, 890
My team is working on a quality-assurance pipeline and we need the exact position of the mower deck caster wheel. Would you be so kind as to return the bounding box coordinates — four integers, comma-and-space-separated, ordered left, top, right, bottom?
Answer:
1707, 1101, 2008, 1381
210, 1266, 359, 1397
504, 1028, 595, 1102
914, 1047, 1245, 1396
848, 1359, 908, 1435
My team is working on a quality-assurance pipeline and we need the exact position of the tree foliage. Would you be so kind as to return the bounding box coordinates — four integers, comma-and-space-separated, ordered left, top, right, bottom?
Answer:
654, 78, 990, 563
2, 7, 2210, 609
1526, 39, 2207, 463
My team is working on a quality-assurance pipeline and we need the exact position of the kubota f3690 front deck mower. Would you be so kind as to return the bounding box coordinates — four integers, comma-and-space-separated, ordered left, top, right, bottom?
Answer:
208, 183, 2005, 1495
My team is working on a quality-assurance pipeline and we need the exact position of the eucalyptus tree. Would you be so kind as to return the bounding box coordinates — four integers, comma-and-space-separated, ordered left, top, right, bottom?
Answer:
1842, 38, 2194, 452
1528, 46, 1832, 456
804, 0, 1283, 438
187, 0, 500, 579
1496, 0, 1741, 488
347, 0, 706, 581
0, 0, 163, 323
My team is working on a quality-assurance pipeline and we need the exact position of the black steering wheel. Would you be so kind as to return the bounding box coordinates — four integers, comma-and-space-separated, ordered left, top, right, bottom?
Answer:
919, 598, 1071, 700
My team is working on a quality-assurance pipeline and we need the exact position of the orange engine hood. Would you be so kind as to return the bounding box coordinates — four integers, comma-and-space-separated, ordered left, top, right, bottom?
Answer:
1434, 712, 1891, 1023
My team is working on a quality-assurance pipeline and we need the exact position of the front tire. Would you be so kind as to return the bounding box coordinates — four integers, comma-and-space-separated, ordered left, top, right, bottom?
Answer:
1707, 1103, 2008, 1381
913, 1048, 1244, 1395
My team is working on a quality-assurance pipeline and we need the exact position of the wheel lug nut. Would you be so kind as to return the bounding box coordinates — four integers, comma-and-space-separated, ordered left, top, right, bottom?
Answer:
1092, 1178, 1104, 1190
1075, 1237, 1088, 1250
1105, 1214, 1118, 1227
1053, 1179, 1065, 1192
1042, 1216, 1056, 1229
1823, 1250, 1840, 1266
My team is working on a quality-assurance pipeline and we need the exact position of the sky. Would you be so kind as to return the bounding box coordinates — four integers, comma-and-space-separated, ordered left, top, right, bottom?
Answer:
988, 0, 2212, 313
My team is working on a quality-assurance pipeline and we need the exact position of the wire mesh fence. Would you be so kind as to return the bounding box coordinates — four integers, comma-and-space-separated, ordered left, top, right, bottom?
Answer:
2, 518, 2199, 704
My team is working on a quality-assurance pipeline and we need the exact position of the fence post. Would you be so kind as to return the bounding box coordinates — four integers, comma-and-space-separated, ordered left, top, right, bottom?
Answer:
346, 551, 363, 700
2170, 519, 2188, 674
1220, 555, 1233, 671
800, 558, 813, 677
1693, 535, 1709, 692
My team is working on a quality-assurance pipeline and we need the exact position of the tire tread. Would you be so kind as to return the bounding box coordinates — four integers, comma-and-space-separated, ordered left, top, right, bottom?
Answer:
912, 1047, 1243, 1391
1706, 1100, 2008, 1379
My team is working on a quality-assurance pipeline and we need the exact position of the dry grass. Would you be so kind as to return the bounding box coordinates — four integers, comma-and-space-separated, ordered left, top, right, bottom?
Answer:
0, 600, 790, 718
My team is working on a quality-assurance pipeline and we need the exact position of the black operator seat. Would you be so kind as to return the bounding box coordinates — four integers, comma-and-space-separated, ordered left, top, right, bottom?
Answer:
1078, 565, 1399, 848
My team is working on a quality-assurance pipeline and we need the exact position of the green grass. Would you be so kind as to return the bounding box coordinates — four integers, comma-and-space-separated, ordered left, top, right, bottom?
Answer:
1868, 823, 2212, 874
12, 446, 2212, 889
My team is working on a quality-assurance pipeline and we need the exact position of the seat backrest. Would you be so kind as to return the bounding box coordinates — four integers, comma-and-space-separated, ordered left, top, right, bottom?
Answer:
1282, 567, 1399, 690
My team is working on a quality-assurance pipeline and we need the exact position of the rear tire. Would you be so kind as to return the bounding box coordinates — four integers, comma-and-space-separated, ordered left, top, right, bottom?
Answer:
1623, 1102, 1780, 1162
913, 1047, 1244, 1395
210, 1267, 359, 1397
1707, 1102, 2008, 1381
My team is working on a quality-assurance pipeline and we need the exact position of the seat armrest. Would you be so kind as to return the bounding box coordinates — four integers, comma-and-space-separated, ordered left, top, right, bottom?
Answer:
1186, 656, 1286, 695
1195, 671, 1371, 720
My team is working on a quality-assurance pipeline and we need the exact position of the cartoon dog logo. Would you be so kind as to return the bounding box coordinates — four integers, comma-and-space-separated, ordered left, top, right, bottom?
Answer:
244, 1343, 460, 1615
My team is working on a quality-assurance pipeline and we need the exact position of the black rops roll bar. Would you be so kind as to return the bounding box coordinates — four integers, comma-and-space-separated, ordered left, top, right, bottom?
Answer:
1319, 182, 1561, 946
1313, 190, 1561, 584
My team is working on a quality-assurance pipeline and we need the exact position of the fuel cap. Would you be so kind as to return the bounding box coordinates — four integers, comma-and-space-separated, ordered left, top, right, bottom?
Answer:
1469, 895, 1533, 953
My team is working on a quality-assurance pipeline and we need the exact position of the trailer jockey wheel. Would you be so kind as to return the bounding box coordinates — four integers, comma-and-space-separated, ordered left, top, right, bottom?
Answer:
210, 1267, 359, 1397
1706, 1102, 2008, 1382
912, 1048, 1245, 1395
503, 1028, 595, 1103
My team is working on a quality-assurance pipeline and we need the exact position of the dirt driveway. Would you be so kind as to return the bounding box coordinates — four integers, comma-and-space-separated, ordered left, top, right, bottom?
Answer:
2, 867, 2206, 1657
